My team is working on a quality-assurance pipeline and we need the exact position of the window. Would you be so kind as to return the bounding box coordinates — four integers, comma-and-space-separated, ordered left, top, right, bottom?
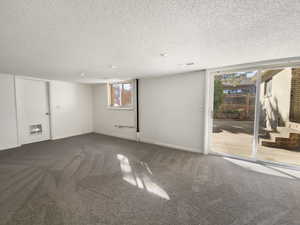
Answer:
264, 78, 272, 97
223, 89, 243, 94
107, 81, 133, 108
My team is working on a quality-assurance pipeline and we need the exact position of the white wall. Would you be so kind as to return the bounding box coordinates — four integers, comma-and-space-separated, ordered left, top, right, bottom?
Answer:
139, 71, 205, 152
0, 71, 205, 154
49, 81, 93, 139
0, 74, 19, 150
93, 84, 137, 140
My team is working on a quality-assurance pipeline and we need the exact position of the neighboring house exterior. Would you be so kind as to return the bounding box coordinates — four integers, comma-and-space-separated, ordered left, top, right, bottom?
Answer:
215, 73, 256, 120
260, 68, 300, 150
290, 68, 300, 123
260, 68, 300, 131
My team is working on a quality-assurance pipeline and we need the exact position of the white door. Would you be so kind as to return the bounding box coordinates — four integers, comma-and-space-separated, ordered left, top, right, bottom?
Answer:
16, 78, 50, 144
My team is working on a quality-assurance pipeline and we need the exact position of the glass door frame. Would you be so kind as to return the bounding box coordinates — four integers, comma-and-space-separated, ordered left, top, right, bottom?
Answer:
204, 57, 300, 169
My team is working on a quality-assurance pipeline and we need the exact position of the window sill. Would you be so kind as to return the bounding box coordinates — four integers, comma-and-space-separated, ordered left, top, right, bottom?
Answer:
106, 106, 135, 111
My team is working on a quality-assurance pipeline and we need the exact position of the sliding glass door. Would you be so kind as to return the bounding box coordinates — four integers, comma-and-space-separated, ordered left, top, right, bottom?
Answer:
212, 71, 258, 159
211, 67, 300, 166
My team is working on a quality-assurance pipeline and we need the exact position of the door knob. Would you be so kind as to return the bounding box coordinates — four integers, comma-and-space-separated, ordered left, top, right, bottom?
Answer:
45, 112, 50, 115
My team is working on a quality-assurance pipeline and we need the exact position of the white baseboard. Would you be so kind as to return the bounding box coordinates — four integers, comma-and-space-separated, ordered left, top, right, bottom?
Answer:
51, 131, 93, 140
93, 131, 137, 141
0, 143, 21, 151
0, 133, 203, 155
140, 137, 202, 153
94, 131, 202, 153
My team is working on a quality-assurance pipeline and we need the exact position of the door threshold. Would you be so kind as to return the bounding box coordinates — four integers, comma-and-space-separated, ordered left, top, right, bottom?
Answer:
210, 151, 300, 172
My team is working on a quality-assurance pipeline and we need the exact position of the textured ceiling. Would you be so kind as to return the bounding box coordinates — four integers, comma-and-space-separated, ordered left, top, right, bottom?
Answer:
0, 0, 300, 83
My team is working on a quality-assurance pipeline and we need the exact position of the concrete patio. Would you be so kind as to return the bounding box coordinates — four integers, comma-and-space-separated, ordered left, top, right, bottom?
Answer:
212, 119, 300, 166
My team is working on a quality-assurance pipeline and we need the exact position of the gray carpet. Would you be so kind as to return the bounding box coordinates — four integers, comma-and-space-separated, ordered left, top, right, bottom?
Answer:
0, 133, 299, 225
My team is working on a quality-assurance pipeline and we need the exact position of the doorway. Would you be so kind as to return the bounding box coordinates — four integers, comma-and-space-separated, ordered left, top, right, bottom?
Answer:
210, 66, 300, 167
16, 78, 51, 145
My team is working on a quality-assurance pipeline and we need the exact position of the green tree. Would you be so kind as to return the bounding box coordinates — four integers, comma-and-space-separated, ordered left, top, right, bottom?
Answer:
214, 79, 224, 112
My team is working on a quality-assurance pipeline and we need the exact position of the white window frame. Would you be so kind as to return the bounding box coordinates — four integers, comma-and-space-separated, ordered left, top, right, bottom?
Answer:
107, 80, 134, 110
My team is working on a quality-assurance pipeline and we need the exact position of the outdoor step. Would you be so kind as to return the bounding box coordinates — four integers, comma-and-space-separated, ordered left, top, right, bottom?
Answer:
265, 127, 300, 141
261, 141, 279, 148
289, 133, 300, 140
266, 131, 288, 142
275, 137, 290, 143
262, 140, 299, 149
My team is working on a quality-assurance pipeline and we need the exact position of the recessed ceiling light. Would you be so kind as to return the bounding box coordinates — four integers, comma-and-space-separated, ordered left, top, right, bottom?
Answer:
160, 53, 168, 57
80, 72, 85, 77
178, 62, 196, 67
